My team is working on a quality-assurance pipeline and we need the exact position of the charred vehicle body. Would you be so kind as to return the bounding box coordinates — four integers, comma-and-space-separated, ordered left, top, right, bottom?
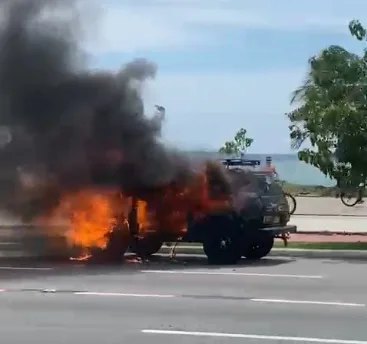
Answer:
105, 158, 297, 265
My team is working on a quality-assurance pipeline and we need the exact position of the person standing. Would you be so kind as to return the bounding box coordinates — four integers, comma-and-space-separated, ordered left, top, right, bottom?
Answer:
263, 156, 278, 177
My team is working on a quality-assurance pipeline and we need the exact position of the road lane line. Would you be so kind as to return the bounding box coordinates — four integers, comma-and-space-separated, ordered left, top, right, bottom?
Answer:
142, 330, 367, 343
251, 298, 365, 307
74, 292, 174, 298
141, 270, 323, 279
0, 267, 53, 270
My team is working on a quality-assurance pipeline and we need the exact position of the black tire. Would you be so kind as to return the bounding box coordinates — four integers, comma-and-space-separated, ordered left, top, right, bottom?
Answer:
202, 216, 242, 265
131, 238, 163, 257
340, 190, 360, 207
203, 234, 242, 265
92, 223, 130, 262
243, 235, 274, 260
284, 193, 297, 214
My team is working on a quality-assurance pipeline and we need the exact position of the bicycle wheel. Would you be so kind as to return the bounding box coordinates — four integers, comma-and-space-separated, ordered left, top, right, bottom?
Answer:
284, 193, 297, 215
340, 189, 360, 207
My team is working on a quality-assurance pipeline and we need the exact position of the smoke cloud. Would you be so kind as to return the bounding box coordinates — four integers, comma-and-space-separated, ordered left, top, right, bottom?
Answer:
0, 0, 196, 221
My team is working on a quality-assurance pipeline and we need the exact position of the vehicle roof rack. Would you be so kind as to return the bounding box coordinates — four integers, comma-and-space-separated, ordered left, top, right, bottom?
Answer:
220, 158, 261, 167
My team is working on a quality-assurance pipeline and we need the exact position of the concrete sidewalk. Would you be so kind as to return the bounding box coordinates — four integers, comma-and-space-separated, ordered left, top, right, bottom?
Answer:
293, 197, 367, 216
290, 215, 367, 233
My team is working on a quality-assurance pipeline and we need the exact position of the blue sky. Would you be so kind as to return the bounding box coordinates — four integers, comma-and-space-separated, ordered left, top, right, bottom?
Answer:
82, 0, 367, 153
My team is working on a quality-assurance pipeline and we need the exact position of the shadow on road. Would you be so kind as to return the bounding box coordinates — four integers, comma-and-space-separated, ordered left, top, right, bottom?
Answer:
0, 253, 294, 281
299, 256, 367, 265
136, 254, 294, 269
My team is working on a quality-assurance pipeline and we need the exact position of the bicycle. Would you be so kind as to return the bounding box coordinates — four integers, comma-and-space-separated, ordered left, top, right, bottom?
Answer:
339, 183, 365, 207
284, 192, 297, 215
276, 180, 297, 215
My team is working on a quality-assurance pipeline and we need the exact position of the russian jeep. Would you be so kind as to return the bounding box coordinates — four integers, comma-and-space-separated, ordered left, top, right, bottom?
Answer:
126, 158, 297, 264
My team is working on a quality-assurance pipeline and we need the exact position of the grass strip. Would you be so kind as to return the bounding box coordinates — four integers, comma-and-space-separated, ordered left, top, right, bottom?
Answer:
274, 241, 367, 250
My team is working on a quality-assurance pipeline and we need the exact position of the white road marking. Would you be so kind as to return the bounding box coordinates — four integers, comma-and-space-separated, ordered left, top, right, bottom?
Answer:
141, 270, 323, 279
142, 329, 367, 343
251, 298, 365, 307
0, 266, 53, 270
72, 292, 362, 307
74, 292, 174, 298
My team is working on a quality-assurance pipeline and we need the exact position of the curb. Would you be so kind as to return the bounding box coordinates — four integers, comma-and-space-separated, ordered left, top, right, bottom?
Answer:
294, 214, 367, 218
294, 231, 367, 235
159, 246, 367, 260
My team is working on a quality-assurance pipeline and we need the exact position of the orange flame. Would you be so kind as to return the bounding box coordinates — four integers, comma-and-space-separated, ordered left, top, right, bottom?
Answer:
50, 189, 126, 252
136, 199, 150, 232
66, 191, 117, 248
46, 161, 231, 259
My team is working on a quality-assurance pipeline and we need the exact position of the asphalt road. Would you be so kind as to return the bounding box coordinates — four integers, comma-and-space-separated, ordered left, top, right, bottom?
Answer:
1, 255, 367, 343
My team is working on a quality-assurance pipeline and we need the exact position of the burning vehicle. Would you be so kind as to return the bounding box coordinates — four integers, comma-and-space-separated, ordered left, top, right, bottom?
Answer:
124, 158, 296, 264
125, 158, 296, 264
33, 157, 295, 265
0, 0, 296, 264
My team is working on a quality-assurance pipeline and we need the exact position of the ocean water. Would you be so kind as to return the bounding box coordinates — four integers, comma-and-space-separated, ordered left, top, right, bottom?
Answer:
259, 154, 335, 186
185, 151, 335, 186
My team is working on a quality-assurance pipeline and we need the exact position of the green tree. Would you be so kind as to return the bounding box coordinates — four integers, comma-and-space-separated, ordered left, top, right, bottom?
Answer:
218, 128, 254, 155
287, 20, 367, 186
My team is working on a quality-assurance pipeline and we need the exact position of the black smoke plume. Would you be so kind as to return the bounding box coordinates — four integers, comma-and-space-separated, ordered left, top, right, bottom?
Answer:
0, 0, 202, 221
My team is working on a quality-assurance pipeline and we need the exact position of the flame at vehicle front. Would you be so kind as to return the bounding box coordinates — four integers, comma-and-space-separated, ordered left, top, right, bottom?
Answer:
45, 161, 232, 261
48, 189, 128, 259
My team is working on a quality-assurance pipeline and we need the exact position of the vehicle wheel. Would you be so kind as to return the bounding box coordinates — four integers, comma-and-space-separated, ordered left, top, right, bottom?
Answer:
340, 189, 360, 207
243, 235, 274, 260
131, 237, 163, 257
284, 193, 297, 214
202, 216, 242, 265
96, 222, 130, 262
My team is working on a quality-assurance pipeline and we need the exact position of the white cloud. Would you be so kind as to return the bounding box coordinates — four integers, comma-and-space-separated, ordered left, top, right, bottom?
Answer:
3, 0, 365, 53
83, 0, 367, 54
84, 5, 206, 54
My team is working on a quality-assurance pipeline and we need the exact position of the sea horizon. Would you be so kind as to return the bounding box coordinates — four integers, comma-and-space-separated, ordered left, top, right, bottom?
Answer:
183, 151, 335, 186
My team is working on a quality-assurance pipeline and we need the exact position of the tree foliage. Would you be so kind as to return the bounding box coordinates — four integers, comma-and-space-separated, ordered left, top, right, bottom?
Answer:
287, 20, 367, 186
218, 128, 254, 155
